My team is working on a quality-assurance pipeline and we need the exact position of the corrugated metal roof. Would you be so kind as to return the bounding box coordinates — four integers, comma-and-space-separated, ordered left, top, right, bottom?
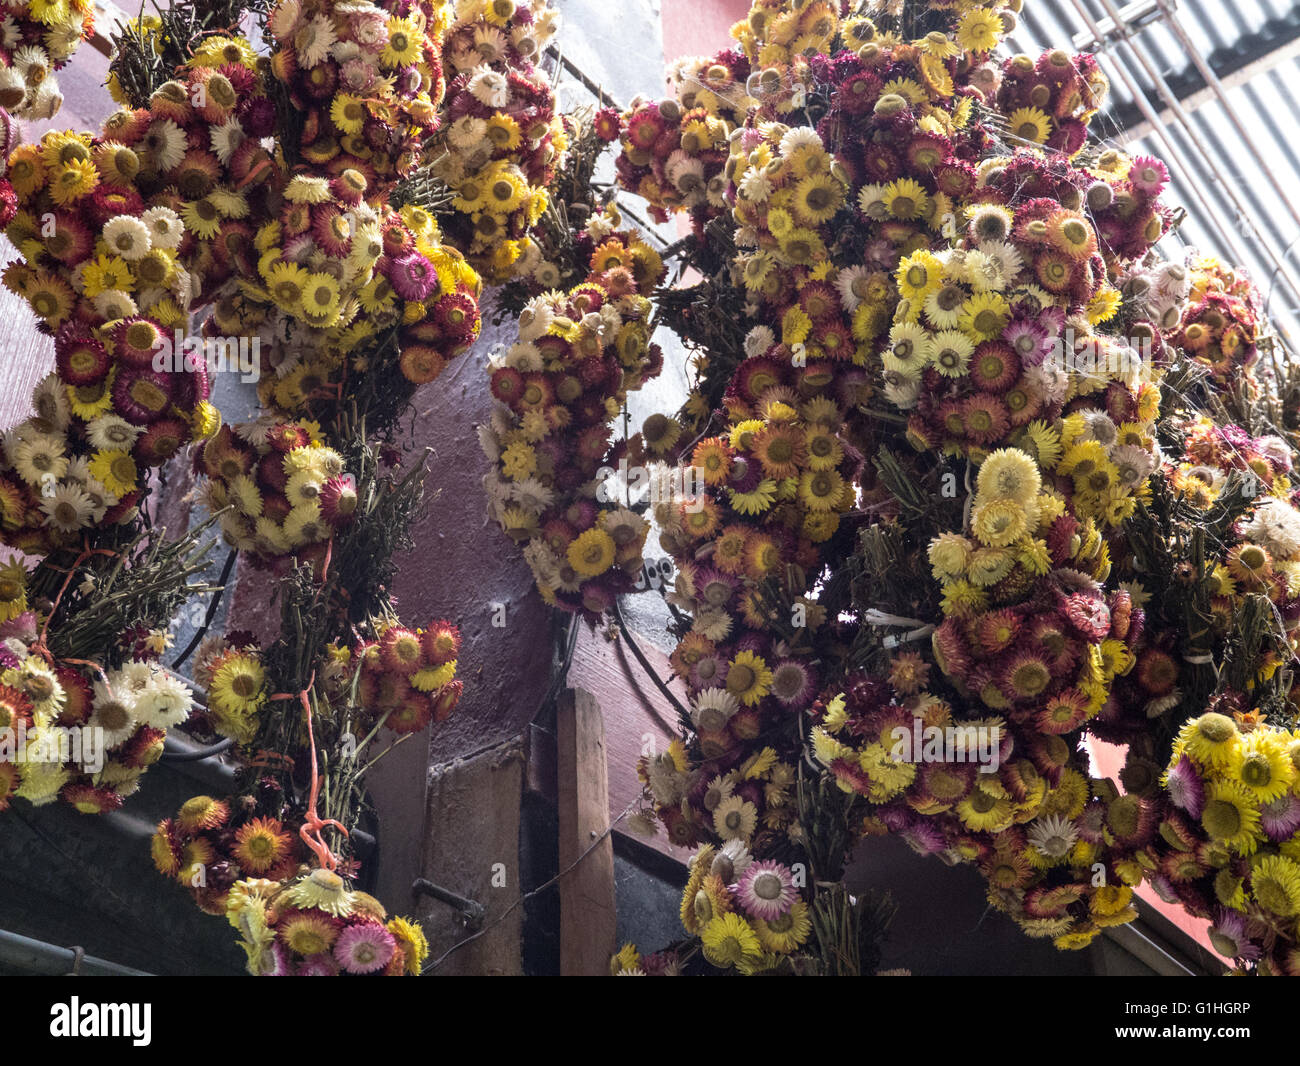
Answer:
1009, 0, 1300, 347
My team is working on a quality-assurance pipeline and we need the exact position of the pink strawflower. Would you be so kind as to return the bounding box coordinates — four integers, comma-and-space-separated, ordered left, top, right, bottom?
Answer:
733, 860, 796, 921
333, 921, 396, 974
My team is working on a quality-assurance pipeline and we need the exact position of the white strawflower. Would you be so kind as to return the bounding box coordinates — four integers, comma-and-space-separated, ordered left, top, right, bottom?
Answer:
135, 671, 193, 729
517, 297, 555, 342
778, 125, 821, 155
505, 341, 542, 371
1027, 814, 1079, 858
833, 265, 872, 311
738, 167, 773, 203
141, 206, 184, 250
510, 477, 555, 515
691, 687, 739, 732
92, 289, 137, 320
103, 215, 152, 261
1244, 498, 1300, 560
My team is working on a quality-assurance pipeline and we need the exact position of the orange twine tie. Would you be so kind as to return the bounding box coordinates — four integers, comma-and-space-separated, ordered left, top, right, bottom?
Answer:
270, 672, 348, 872
29, 542, 120, 691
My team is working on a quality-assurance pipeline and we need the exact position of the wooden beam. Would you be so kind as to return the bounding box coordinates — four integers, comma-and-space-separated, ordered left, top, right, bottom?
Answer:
89, 0, 130, 59
567, 625, 683, 861
556, 687, 617, 976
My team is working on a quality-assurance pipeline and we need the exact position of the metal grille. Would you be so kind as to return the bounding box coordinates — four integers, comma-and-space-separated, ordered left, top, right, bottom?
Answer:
1010, 0, 1300, 347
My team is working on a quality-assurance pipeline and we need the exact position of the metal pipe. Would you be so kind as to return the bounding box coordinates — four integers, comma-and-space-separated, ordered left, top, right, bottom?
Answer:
0, 928, 150, 976
1089, 0, 1300, 309
160, 736, 234, 762
1063, 0, 1256, 271
1069, 0, 1161, 51
1155, 0, 1300, 240
411, 878, 485, 930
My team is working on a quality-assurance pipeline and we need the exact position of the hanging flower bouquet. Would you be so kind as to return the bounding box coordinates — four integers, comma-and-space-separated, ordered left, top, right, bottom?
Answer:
597, 0, 1300, 975
484, 230, 667, 617
430, 0, 564, 282
0, 0, 94, 119
0, 0, 497, 977
0, 517, 224, 815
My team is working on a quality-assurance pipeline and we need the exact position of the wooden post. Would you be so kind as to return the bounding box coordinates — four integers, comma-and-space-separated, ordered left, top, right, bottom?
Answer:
556, 687, 617, 975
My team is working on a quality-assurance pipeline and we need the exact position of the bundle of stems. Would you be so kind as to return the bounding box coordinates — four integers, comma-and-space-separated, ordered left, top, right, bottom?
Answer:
797, 771, 895, 975
40, 511, 228, 667
109, 0, 267, 108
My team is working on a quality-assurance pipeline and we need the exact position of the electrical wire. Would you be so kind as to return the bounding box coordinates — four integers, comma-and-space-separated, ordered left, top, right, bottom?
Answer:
170, 548, 238, 670
612, 597, 692, 727
421, 802, 636, 973
159, 736, 235, 763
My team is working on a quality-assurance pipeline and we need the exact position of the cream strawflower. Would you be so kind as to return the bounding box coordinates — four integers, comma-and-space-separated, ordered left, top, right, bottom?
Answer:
144, 118, 187, 171
12, 433, 67, 486
298, 13, 337, 67
210, 118, 246, 165
284, 174, 332, 204
692, 605, 734, 642
88, 683, 139, 749
269, 0, 302, 38
39, 482, 93, 532
744, 325, 775, 357
135, 671, 194, 729
31, 374, 70, 430
468, 65, 509, 108
713, 794, 758, 841
447, 114, 487, 149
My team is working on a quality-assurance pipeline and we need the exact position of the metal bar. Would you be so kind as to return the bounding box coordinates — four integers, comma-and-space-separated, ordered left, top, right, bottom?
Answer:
1155, 0, 1300, 240
0, 928, 150, 976
1063, 0, 1256, 270
1089, 0, 1300, 314
1074, 12, 1300, 143
1069, 0, 1161, 51
543, 45, 625, 113
411, 877, 485, 930
1098, 920, 1199, 976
